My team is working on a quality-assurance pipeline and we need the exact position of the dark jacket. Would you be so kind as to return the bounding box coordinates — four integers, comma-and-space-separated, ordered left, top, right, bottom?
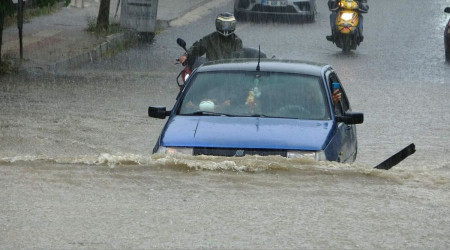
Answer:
328, 0, 369, 12
186, 31, 243, 61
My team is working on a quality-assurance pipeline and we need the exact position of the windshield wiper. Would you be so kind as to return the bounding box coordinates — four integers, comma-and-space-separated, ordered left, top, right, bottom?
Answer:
182, 111, 230, 116
249, 114, 279, 118
249, 114, 267, 117
182, 112, 282, 118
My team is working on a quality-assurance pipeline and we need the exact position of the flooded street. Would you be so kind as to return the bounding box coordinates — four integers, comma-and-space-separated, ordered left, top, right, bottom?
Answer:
1, 0, 449, 248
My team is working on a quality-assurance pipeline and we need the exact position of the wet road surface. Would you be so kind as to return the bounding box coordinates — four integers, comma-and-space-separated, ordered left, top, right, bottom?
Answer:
1, 0, 449, 248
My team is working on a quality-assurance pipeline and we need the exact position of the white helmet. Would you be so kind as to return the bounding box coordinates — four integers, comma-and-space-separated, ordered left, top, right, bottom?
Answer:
199, 100, 215, 112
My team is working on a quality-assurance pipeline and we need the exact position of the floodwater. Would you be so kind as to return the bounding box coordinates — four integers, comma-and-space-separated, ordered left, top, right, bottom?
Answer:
1, 0, 449, 248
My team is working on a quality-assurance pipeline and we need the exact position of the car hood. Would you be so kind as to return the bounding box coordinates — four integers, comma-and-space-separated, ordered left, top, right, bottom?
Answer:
160, 116, 333, 151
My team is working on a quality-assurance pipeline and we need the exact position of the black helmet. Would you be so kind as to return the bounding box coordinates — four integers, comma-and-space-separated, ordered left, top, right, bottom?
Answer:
215, 12, 236, 36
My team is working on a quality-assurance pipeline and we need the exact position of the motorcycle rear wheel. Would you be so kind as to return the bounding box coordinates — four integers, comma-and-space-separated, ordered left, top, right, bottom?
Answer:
342, 37, 351, 52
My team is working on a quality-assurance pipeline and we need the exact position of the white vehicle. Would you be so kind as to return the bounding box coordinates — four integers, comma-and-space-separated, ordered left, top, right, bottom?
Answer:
234, 0, 317, 22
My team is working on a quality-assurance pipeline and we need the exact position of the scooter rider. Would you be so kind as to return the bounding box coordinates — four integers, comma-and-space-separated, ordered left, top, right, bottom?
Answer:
326, 0, 369, 42
178, 12, 243, 63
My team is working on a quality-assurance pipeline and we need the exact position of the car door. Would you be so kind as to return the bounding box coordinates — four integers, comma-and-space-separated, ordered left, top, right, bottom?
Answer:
327, 72, 358, 163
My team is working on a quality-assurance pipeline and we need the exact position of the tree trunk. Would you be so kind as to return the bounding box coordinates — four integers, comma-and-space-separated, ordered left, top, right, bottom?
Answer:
0, 12, 4, 64
97, 0, 110, 30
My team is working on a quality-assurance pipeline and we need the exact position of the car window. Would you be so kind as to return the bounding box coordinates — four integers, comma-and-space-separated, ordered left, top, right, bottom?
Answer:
330, 73, 351, 112
179, 71, 331, 120
328, 73, 343, 115
341, 89, 350, 112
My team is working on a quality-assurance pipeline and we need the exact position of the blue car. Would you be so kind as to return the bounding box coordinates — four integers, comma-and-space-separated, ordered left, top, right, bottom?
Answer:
148, 59, 363, 163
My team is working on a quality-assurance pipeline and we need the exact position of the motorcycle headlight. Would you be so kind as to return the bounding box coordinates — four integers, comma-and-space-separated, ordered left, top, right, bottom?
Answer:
287, 150, 327, 161
340, 12, 354, 21
157, 146, 193, 155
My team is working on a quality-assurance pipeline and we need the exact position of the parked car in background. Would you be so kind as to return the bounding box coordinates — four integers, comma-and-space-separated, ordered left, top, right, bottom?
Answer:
233, 0, 316, 22
445, 7, 450, 61
148, 59, 363, 163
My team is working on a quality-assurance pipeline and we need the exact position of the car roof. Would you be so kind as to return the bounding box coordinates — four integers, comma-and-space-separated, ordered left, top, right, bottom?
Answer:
196, 58, 330, 76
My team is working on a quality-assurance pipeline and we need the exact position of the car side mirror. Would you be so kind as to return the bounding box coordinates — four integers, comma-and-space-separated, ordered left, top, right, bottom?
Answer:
148, 106, 171, 119
445, 7, 450, 13
335, 112, 364, 124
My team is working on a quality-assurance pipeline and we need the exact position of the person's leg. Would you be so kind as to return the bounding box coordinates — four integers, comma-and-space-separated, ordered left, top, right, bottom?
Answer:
330, 12, 337, 32
327, 12, 337, 41
358, 14, 364, 41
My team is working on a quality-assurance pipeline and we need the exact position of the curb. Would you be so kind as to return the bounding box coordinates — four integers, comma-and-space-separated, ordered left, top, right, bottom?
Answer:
24, 28, 155, 75
156, 0, 213, 29
45, 31, 137, 74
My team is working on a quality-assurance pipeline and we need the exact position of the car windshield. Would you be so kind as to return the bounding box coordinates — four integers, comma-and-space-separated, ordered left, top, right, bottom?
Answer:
178, 71, 330, 120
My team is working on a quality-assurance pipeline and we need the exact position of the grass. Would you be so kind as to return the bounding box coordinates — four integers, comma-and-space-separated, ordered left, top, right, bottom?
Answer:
84, 16, 139, 58
85, 16, 123, 36
102, 32, 139, 58
0, 54, 19, 75
102, 40, 126, 58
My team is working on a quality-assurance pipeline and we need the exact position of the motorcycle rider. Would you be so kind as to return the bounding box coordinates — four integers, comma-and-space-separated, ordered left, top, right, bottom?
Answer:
326, 0, 369, 42
178, 12, 243, 63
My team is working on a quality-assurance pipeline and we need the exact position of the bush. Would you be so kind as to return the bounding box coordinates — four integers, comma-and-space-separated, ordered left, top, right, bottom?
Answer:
0, 54, 19, 75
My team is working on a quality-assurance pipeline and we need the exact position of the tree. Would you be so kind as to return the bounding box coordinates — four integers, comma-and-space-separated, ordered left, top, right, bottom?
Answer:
96, 0, 110, 30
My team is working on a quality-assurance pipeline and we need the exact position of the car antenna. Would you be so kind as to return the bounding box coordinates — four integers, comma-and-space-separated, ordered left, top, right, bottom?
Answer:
256, 45, 261, 72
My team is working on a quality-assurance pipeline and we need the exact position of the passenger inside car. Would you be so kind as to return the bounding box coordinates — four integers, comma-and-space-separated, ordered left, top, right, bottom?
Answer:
180, 72, 251, 114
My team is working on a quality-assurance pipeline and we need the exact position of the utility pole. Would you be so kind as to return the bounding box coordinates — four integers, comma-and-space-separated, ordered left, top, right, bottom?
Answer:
16, 0, 24, 59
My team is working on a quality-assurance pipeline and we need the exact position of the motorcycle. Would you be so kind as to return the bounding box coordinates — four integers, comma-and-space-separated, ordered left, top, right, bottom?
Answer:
175, 38, 267, 89
175, 38, 206, 89
329, 0, 367, 52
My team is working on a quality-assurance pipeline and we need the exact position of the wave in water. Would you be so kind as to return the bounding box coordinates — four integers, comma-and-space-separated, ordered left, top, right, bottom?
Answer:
1, 153, 449, 185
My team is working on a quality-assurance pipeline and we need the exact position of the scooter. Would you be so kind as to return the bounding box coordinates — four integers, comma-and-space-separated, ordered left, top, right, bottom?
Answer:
175, 38, 205, 89
329, 0, 367, 52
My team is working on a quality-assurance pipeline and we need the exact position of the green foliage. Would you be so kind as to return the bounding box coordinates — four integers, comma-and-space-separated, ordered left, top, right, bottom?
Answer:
86, 15, 97, 32
0, 54, 19, 75
0, 0, 15, 16
34, 0, 58, 8
3, 2, 63, 28
0, 0, 70, 16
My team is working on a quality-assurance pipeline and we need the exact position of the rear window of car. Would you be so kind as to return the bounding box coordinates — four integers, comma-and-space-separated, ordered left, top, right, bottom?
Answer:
179, 71, 330, 120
